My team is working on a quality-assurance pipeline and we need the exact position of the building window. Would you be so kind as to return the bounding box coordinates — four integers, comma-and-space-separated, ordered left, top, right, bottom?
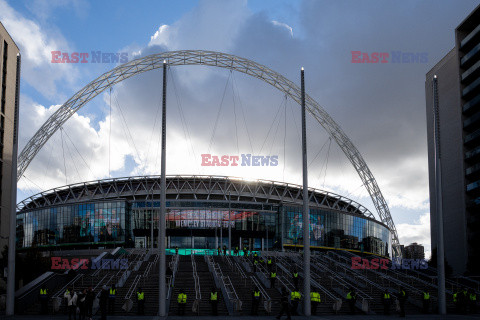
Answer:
1, 41, 7, 114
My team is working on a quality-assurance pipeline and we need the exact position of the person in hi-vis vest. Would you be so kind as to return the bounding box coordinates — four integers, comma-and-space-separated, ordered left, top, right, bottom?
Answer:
210, 287, 219, 316
136, 287, 145, 315
251, 287, 261, 315
108, 284, 117, 315
310, 288, 321, 315
177, 288, 187, 316
39, 286, 48, 314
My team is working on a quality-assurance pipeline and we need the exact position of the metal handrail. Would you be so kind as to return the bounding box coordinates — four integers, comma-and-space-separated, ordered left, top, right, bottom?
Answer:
52, 274, 83, 298
93, 274, 109, 291
282, 253, 370, 303
233, 261, 248, 286
143, 262, 153, 278
313, 255, 381, 299
326, 251, 433, 295
250, 275, 271, 301
313, 255, 376, 298
192, 254, 201, 301
322, 252, 432, 306
224, 275, 241, 312
167, 255, 180, 300
224, 255, 234, 269
124, 275, 141, 300
207, 255, 241, 313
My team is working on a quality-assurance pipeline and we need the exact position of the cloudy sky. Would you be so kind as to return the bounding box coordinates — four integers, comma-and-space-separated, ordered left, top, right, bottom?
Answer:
2, 0, 479, 258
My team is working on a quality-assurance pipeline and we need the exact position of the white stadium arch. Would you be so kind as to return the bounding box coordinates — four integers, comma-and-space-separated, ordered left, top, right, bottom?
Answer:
17, 50, 400, 254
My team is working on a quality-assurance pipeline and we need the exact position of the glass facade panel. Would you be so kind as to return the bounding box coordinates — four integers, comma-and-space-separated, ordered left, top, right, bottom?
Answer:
16, 201, 126, 248
283, 206, 390, 256
17, 199, 390, 256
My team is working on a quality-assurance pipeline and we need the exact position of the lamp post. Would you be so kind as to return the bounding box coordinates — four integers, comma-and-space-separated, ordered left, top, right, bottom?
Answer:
301, 67, 311, 316
158, 60, 167, 316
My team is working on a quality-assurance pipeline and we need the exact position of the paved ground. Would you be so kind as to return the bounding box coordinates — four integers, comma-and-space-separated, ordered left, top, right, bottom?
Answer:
2, 315, 480, 320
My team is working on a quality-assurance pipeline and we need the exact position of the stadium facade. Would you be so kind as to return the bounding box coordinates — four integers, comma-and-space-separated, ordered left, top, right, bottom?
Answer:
15, 175, 391, 257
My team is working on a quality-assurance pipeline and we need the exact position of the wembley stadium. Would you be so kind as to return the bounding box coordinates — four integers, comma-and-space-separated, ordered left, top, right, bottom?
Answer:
15, 175, 391, 257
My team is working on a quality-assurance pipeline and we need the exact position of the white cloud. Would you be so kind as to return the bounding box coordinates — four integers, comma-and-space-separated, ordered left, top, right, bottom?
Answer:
396, 212, 431, 259
271, 20, 293, 37
25, 0, 89, 21
0, 0, 79, 99
15, 0, 442, 247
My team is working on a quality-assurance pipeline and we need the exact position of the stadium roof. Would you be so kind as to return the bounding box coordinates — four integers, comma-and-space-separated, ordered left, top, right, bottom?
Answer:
17, 175, 376, 219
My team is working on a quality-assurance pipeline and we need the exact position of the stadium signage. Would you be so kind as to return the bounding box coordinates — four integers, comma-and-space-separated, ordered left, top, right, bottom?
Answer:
201, 154, 278, 166
351, 51, 428, 63
51, 51, 129, 63
51, 257, 128, 270
176, 220, 234, 228
351, 257, 428, 270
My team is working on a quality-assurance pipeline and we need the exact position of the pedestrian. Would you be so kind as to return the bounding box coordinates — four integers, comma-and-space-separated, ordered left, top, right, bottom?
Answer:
253, 258, 258, 272
177, 288, 187, 315
460, 287, 468, 314
218, 246, 221, 255
251, 287, 261, 315
346, 287, 357, 315
243, 245, 248, 257
422, 290, 430, 314
310, 288, 321, 315
223, 245, 227, 255
210, 287, 218, 316
454, 288, 460, 313
137, 287, 145, 315
267, 257, 273, 271
85, 287, 94, 320
235, 246, 239, 256
398, 287, 407, 317
78, 289, 87, 320
382, 289, 391, 315
63, 287, 71, 314
108, 284, 116, 315
39, 285, 48, 314
292, 269, 299, 288
276, 287, 291, 320
290, 287, 301, 315
270, 270, 277, 288
64, 289, 78, 320
100, 286, 108, 320
175, 246, 179, 255
469, 289, 477, 314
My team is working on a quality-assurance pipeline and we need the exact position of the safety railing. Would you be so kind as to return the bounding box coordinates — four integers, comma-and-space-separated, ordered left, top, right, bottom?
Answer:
52, 274, 83, 299
207, 255, 241, 314
191, 254, 201, 315
233, 260, 248, 287
280, 253, 369, 310
316, 254, 380, 292
167, 254, 180, 300
312, 254, 379, 298
322, 251, 431, 309
125, 275, 141, 300
250, 275, 272, 314
143, 262, 153, 278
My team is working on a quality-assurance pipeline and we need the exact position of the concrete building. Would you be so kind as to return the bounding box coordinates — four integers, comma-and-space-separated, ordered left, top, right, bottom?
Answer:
426, 5, 480, 275
404, 242, 425, 260
0, 22, 20, 254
